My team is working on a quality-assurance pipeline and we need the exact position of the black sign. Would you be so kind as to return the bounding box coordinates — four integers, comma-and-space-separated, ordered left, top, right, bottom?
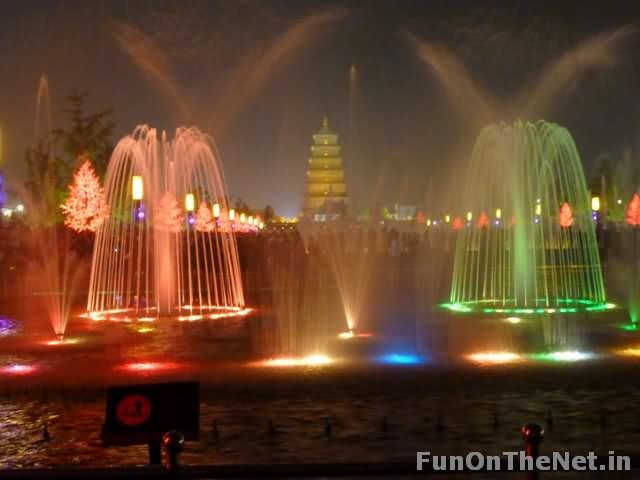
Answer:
101, 381, 199, 446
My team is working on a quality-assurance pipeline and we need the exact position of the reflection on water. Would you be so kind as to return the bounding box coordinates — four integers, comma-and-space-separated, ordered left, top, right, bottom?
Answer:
1, 363, 640, 468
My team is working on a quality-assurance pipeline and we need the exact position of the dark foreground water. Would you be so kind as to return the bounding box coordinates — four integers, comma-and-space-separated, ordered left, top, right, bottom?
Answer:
0, 309, 638, 480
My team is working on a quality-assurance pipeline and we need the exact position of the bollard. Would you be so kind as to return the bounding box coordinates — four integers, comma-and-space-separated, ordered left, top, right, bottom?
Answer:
521, 423, 544, 480
162, 430, 184, 474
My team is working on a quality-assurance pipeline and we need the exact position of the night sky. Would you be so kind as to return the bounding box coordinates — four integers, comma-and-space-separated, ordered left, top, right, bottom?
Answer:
1, 0, 639, 216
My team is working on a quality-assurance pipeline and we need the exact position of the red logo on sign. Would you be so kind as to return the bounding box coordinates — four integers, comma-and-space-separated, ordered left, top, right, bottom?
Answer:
116, 395, 152, 426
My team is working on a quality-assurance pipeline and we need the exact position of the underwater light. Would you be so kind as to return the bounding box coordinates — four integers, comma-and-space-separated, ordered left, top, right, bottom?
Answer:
532, 351, 594, 362
3, 364, 36, 375
338, 331, 354, 339
45, 337, 80, 346
467, 352, 522, 364
378, 353, 423, 365
121, 362, 178, 372
506, 317, 522, 324
262, 355, 333, 367
618, 348, 640, 357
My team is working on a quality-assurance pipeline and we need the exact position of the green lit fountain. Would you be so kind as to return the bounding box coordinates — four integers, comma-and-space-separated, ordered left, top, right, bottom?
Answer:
443, 120, 613, 315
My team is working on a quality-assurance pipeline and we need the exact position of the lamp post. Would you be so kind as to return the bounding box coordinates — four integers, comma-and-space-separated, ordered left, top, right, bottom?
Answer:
132, 175, 144, 221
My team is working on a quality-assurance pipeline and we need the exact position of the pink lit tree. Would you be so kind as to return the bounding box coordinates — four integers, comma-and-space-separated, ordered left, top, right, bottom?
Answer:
60, 159, 109, 232
477, 211, 489, 228
452, 216, 464, 230
154, 192, 184, 232
559, 202, 574, 228
626, 193, 640, 226
195, 201, 215, 232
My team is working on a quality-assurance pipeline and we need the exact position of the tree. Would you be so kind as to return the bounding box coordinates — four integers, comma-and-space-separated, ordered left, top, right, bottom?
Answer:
195, 201, 215, 232
477, 211, 489, 228
452, 216, 464, 230
52, 91, 115, 177
626, 193, 640, 226
559, 202, 574, 228
60, 158, 109, 232
262, 205, 275, 222
154, 192, 184, 232
415, 211, 426, 224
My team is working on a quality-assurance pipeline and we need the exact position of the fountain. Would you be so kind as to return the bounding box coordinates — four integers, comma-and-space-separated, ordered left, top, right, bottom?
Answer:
87, 125, 246, 320
444, 120, 611, 314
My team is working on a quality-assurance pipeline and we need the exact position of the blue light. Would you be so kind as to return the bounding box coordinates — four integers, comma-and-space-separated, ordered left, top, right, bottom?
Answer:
378, 353, 424, 365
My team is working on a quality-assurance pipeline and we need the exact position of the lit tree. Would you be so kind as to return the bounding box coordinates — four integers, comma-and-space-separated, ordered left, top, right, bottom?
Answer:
626, 193, 640, 226
60, 159, 109, 232
477, 211, 489, 228
415, 211, 426, 224
195, 201, 215, 232
559, 202, 574, 228
452, 216, 464, 230
154, 191, 184, 232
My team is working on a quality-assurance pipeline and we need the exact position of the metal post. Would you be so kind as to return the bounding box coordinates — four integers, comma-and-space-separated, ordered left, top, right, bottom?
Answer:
521, 423, 544, 480
162, 430, 184, 474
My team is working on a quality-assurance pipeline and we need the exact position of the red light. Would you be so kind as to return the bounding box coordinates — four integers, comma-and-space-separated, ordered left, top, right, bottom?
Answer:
120, 362, 178, 373
3, 364, 36, 375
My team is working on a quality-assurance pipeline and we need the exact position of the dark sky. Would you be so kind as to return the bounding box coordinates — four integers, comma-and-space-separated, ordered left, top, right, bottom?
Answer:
1, 0, 640, 216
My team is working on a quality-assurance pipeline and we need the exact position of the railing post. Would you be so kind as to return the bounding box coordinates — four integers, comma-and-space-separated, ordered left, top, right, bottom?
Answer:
521, 423, 544, 480
162, 430, 184, 474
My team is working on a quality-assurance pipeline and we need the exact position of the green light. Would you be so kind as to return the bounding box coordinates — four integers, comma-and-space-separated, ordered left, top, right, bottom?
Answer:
621, 323, 638, 332
440, 299, 615, 315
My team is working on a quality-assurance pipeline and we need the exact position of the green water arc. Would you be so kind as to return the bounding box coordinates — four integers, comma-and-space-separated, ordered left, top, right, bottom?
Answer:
446, 120, 608, 314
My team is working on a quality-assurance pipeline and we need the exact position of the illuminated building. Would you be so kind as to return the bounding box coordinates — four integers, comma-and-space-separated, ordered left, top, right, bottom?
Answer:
304, 117, 348, 221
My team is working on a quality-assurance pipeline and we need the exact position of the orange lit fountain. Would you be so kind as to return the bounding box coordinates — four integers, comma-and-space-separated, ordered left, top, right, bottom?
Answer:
86, 126, 249, 321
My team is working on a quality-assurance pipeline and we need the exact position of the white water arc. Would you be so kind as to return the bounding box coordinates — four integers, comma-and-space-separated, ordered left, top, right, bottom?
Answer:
87, 126, 245, 317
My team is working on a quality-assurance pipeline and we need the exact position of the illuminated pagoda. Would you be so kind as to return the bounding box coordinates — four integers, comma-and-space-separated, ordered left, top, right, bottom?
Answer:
304, 117, 348, 221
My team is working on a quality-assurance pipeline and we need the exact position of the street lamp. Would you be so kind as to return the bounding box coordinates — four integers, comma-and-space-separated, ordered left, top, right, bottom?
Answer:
132, 176, 143, 200
213, 203, 220, 218
185, 193, 195, 212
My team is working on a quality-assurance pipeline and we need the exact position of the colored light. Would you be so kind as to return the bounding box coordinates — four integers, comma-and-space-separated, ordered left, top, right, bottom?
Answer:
466, 211, 472, 221
45, 337, 80, 346
506, 316, 522, 324
532, 351, 593, 362
338, 331, 354, 339
445, 215, 450, 223
378, 353, 423, 365
467, 352, 521, 364
617, 199, 623, 205
495, 208, 501, 219
137, 210, 145, 219
121, 362, 178, 372
620, 347, 640, 356
16, 204, 24, 212
240, 213, 246, 224
591, 196, 600, 212
185, 193, 195, 212
136, 327, 154, 333
132, 176, 144, 200
426, 219, 432, 226
3, 364, 36, 375
441, 300, 614, 314
229, 209, 235, 221
212, 202, 220, 218
262, 355, 332, 367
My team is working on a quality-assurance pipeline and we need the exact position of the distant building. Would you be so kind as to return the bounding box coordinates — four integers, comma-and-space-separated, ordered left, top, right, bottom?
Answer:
304, 117, 348, 222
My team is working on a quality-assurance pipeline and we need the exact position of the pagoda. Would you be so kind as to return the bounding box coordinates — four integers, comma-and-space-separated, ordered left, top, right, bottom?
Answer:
304, 117, 348, 220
